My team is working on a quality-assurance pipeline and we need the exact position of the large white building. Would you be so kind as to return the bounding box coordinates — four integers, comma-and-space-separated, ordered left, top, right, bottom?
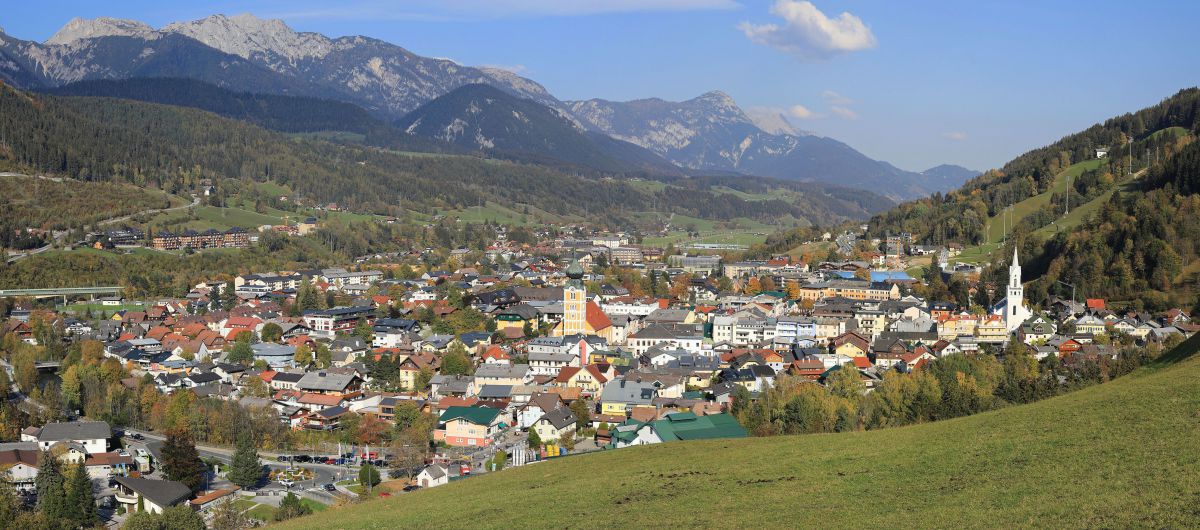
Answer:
994, 248, 1031, 333
21, 420, 110, 454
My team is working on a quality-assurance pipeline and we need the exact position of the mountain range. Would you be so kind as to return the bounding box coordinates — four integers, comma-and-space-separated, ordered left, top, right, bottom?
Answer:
0, 14, 974, 199
395, 83, 682, 174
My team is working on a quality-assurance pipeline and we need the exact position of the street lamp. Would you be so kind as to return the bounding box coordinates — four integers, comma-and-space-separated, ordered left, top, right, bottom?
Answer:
1056, 279, 1077, 306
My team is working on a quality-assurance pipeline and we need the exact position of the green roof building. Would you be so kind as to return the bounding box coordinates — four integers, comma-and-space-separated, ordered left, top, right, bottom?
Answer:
609, 412, 747, 448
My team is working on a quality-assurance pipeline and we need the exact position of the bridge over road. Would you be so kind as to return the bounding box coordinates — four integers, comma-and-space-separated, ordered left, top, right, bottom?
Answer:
0, 286, 123, 299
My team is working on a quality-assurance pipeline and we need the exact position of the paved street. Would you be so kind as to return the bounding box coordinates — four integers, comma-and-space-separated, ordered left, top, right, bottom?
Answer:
119, 428, 351, 498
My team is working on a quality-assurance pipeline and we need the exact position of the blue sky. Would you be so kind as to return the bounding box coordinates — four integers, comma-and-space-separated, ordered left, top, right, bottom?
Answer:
5, 1, 1200, 171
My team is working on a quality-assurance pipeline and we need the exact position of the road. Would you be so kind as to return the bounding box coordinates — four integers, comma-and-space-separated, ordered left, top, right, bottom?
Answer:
4, 171, 200, 263
453, 428, 528, 474
120, 427, 350, 501
97, 194, 201, 228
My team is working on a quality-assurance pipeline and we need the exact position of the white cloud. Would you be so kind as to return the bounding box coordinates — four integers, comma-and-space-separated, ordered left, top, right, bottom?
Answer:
739, 0, 876, 61
787, 104, 815, 119
943, 131, 968, 141
820, 89, 853, 106
829, 106, 858, 119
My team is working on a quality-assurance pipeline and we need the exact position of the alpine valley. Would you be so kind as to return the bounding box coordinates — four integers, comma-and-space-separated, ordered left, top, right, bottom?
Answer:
0, 14, 970, 201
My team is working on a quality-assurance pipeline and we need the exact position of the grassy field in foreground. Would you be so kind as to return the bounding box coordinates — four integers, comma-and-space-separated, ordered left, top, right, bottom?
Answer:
277, 338, 1200, 529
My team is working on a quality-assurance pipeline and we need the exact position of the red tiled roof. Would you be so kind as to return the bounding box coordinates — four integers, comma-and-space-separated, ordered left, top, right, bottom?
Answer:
226, 328, 253, 341
226, 316, 262, 328
85, 452, 135, 466
145, 326, 172, 340
191, 487, 241, 506
554, 366, 582, 383
298, 393, 344, 407
500, 327, 525, 340
436, 396, 479, 410
585, 301, 611, 331
482, 345, 510, 360
584, 364, 609, 384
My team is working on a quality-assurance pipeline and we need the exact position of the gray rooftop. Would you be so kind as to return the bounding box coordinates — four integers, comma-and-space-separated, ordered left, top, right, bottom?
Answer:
114, 476, 192, 508
297, 371, 359, 392
37, 420, 110, 442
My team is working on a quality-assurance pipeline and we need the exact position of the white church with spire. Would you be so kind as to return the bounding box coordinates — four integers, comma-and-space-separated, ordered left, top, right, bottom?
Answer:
992, 248, 1031, 333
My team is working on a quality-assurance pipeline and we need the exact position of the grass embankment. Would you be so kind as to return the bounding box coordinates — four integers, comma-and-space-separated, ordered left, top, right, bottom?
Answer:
0, 173, 184, 230
233, 496, 327, 523
955, 158, 1108, 264
277, 337, 1200, 529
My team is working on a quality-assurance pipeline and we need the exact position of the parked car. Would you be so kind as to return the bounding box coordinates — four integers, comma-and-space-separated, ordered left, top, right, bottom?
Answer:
279, 479, 295, 488
402, 485, 421, 492
322, 483, 336, 492
130, 433, 144, 441
277, 455, 290, 462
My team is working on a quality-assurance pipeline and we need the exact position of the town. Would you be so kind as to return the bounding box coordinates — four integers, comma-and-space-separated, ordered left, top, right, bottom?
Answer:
1, 225, 1193, 528
2, 3, 1199, 528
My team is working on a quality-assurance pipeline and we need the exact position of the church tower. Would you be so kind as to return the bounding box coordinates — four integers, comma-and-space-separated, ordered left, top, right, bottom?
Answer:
562, 258, 586, 337
1004, 247, 1030, 332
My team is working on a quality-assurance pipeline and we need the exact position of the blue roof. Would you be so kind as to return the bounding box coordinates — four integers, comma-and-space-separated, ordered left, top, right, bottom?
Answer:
832, 270, 913, 282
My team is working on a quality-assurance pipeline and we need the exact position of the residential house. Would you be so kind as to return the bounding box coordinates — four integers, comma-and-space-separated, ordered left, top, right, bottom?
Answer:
517, 393, 563, 430
473, 364, 532, 387
533, 408, 578, 443
113, 476, 192, 515
610, 412, 747, 448
435, 406, 504, 447
599, 380, 657, 416
416, 464, 449, 488
21, 421, 109, 454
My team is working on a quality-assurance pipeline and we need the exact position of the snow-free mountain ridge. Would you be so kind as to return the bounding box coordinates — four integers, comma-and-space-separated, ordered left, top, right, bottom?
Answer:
0, 14, 972, 198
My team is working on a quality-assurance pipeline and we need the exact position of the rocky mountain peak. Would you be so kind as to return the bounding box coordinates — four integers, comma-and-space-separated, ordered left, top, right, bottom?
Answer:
695, 90, 734, 103
687, 90, 749, 121
744, 107, 800, 136
45, 17, 156, 45
162, 13, 333, 62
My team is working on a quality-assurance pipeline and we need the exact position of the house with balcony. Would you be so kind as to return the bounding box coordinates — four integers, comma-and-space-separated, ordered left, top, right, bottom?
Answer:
113, 476, 192, 515
434, 406, 503, 447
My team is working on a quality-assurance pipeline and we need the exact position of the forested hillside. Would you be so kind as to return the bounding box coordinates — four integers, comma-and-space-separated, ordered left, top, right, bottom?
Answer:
0, 84, 881, 230
1021, 139, 1200, 311
870, 88, 1200, 245
41, 77, 445, 152
868, 88, 1200, 313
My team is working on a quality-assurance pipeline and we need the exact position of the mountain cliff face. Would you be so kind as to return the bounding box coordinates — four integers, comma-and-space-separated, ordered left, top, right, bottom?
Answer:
0, 14, 942, 198
396, 84, 679, 174
0, 14, 561, 118
567, 92, 935, 199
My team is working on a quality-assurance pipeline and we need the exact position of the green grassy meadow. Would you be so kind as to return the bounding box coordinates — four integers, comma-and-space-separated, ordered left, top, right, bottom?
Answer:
275, 338, 1200, 529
